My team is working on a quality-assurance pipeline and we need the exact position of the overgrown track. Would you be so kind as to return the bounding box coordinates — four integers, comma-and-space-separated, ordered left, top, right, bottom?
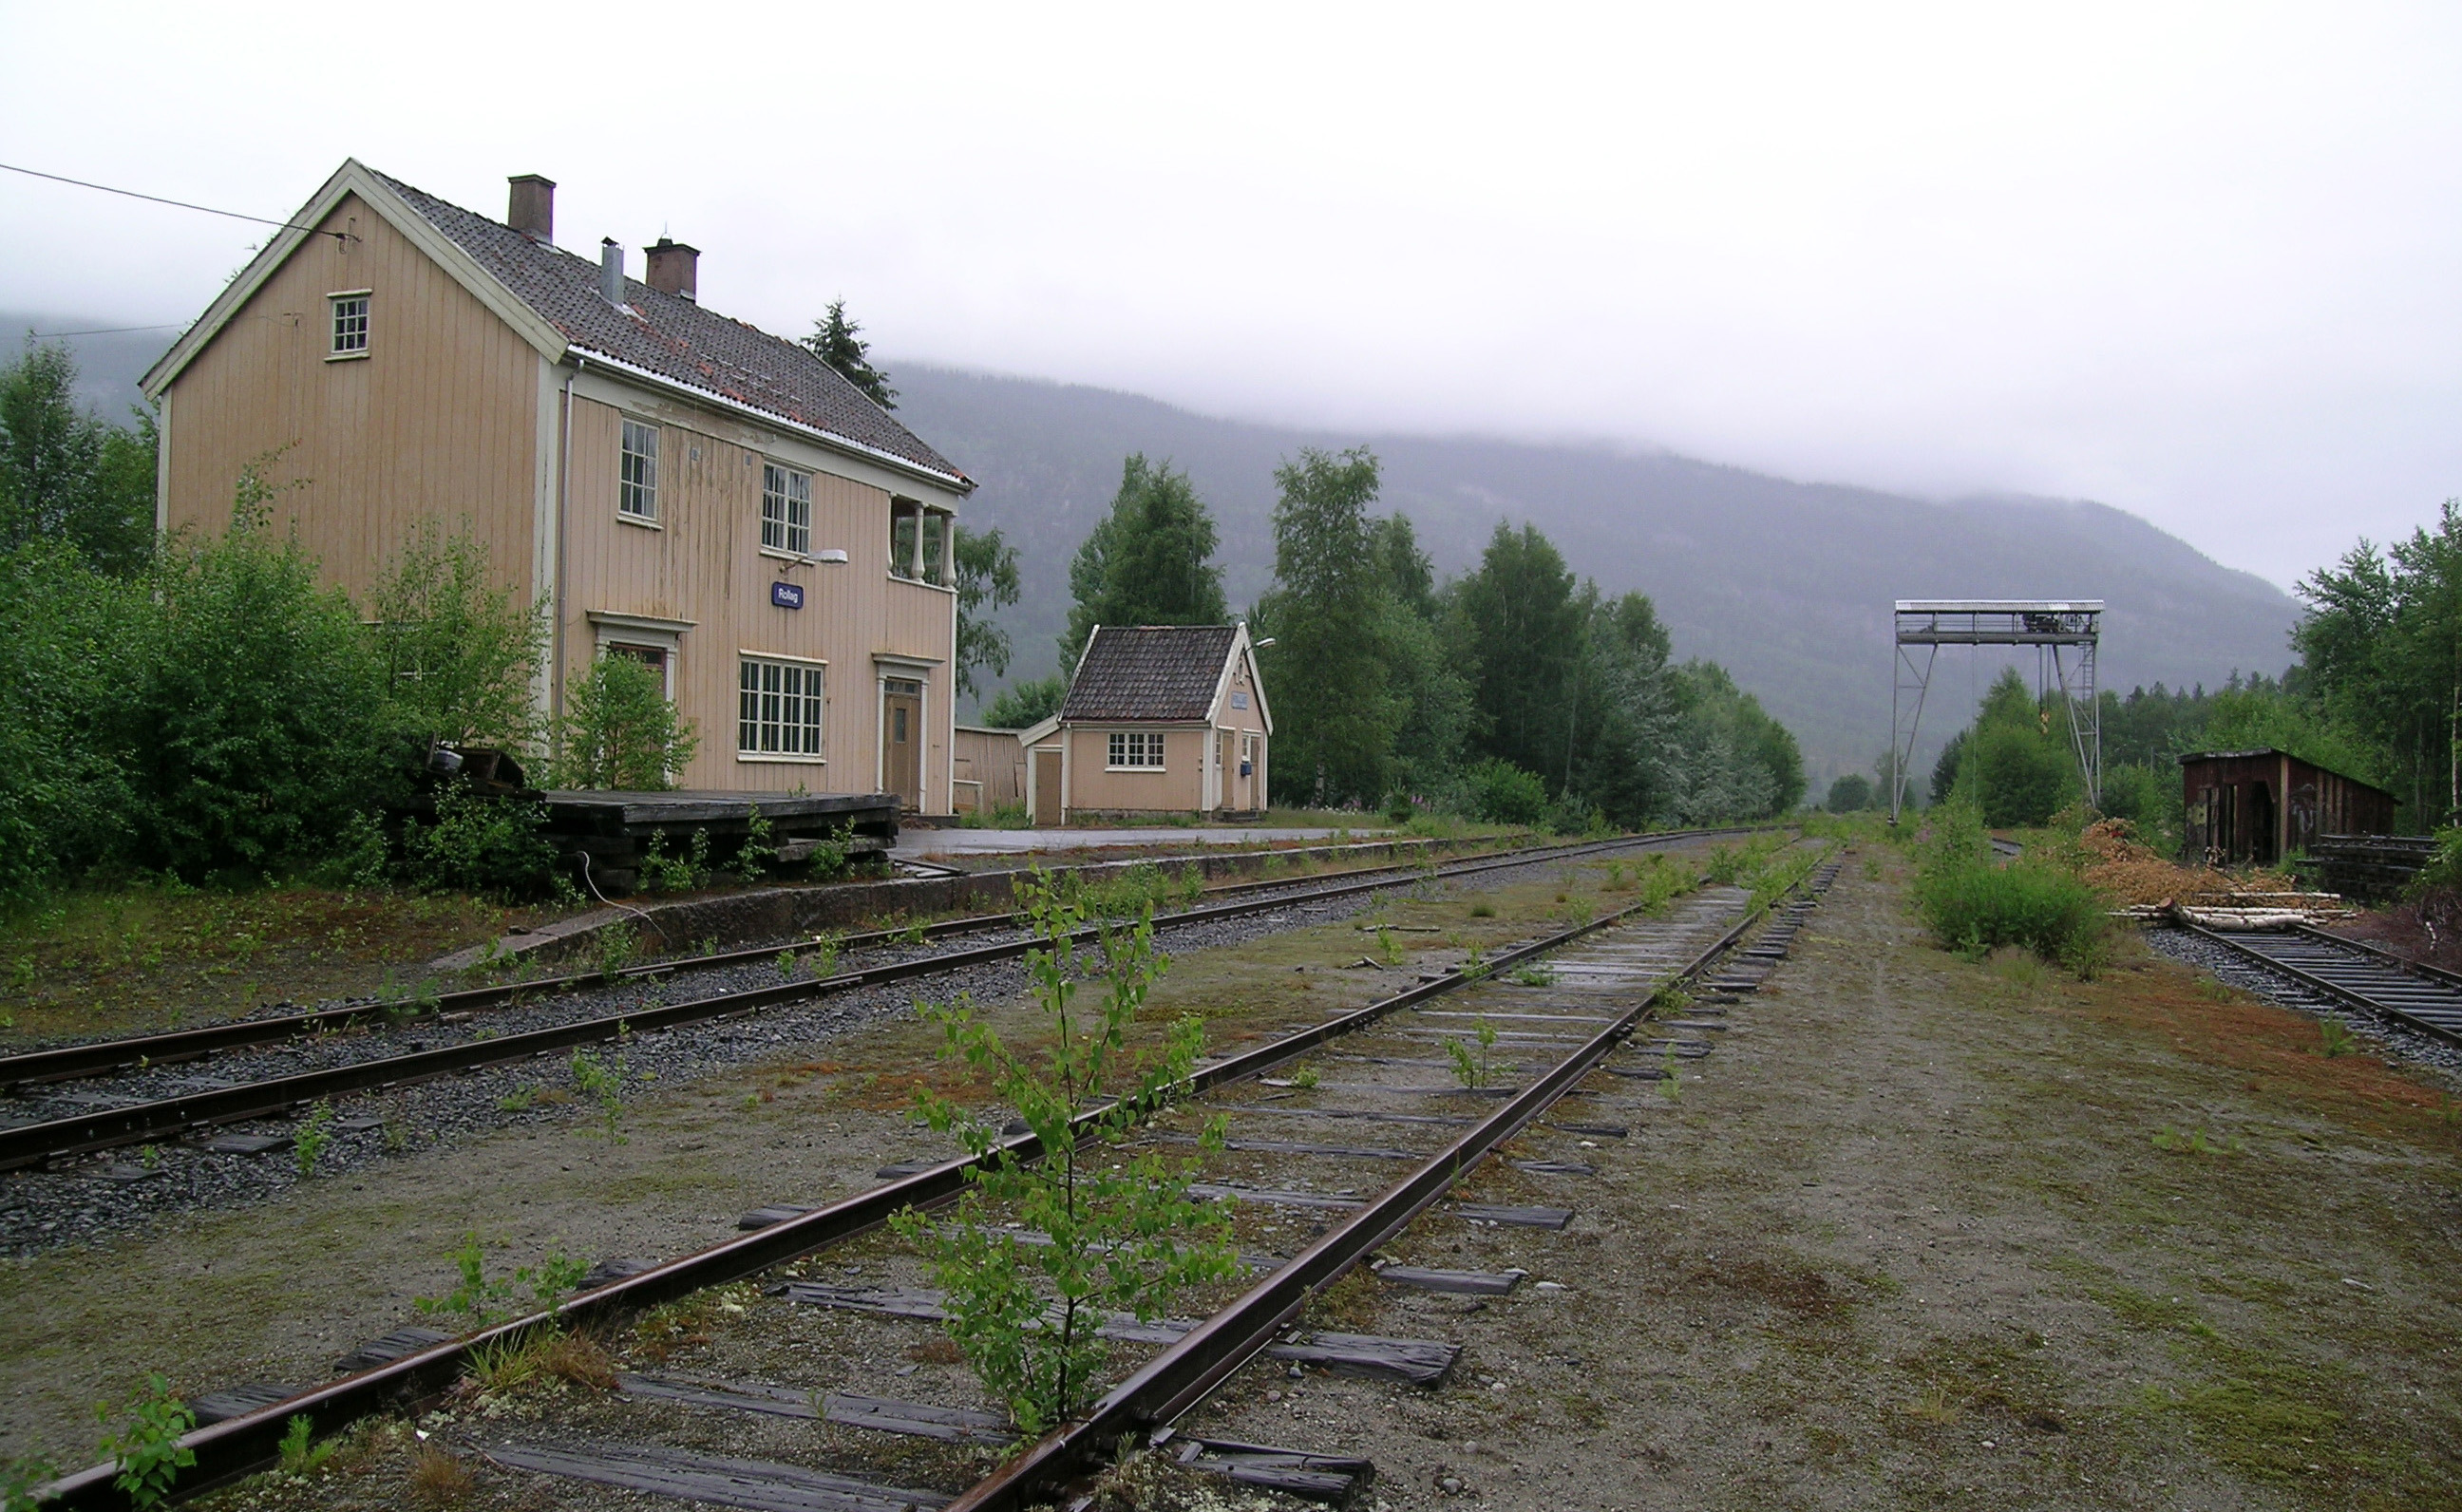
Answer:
2177, 920, 2462, 1046
0, 831, 1741, 1171
32, 847, 1838, 1511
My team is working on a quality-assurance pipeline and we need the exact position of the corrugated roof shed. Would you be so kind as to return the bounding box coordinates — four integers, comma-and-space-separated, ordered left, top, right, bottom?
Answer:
1061, 626, 1239, 722
372, 169, 966, 485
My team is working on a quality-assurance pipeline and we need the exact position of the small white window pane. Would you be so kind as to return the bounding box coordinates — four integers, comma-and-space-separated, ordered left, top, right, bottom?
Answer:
621, 421, 659, 519
330, 295, 369, 354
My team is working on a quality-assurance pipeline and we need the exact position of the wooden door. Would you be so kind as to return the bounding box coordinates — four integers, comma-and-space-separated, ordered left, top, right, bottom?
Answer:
1032, 749, 1062, 825
883, 678, 923, 809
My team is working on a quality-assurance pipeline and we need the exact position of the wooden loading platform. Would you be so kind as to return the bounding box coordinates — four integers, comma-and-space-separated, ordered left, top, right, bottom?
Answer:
541, 790, 899, 897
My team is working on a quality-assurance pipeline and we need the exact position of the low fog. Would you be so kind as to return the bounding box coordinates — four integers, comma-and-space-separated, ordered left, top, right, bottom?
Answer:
5, 3, 2457, 589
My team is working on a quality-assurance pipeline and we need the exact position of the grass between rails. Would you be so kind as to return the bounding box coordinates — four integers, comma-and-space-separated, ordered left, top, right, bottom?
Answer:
0, 885, 533, 1045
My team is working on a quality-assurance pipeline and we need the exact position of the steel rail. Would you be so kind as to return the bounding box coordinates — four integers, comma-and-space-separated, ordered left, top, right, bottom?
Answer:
28, 850, 1790, 1510
2294, 922, 2462, 992
0, 831, 1741, 1090
950, 864, 1837, 1512
2174, 919, 2462, 1048
0, 832, 1727, 1170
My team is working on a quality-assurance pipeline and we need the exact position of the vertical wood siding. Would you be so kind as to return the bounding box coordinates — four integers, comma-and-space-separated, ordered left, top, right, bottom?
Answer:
161, 190, 961, 804
563, 396, 956, 796
161, 193, 539, 599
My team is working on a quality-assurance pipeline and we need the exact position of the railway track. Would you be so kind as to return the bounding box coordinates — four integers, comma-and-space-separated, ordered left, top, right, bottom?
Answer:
0, 831, 1738, 1172
31, 846, 1841, 1511
2171, 919, 2462, 1047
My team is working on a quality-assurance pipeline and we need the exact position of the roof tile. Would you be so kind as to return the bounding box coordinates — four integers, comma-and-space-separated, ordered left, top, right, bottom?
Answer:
1061, 626, 1239, 723
369, 169, 967, 485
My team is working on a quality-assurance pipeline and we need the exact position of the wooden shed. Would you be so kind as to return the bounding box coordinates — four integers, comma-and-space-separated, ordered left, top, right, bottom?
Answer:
951, 726, 1027, 815
2179, 748, 2396, 866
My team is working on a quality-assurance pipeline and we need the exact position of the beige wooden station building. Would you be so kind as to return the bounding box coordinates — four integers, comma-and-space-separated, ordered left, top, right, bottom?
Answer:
959, 625, 1270, 823
140, 161, 974, 812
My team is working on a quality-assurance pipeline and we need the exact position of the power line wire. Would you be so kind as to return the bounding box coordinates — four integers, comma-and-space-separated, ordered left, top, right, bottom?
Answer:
0, 161, 349, 241
26, 322, 185, 338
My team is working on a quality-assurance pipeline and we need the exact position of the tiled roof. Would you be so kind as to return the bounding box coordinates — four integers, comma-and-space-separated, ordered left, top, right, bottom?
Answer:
1062, 625, 1240, 723
371, 169, 967, 485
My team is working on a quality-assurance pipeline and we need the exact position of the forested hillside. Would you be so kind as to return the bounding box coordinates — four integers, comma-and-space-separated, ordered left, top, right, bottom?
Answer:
16, 316, 2302, 785
890, 364, 2300, 783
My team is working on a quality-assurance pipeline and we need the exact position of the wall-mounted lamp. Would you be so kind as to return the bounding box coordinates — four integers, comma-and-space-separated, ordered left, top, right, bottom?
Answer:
775, 549, 852, 573
1252, 636, 1277, 648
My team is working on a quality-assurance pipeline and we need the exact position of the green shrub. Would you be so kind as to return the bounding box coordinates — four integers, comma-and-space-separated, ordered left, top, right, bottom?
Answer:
549, 652, 698, 790
1914, 803, 2107, 973
980, 674, 1068, 730
398, 785, 561, 899
0, 541, 139, 903
1462, 758, 1548, 825
366, 520, 548, 749
892, 874, 1235, 1435
1824, 773, 1874, 812
122, 472, 395, 880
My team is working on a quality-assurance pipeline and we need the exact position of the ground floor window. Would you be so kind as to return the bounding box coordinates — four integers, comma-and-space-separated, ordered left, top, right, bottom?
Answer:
1108, 730, 1164, 768
739, 656, 823, 756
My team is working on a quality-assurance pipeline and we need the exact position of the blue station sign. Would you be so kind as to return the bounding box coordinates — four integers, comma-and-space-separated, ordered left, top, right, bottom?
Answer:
770, 581, 805, 610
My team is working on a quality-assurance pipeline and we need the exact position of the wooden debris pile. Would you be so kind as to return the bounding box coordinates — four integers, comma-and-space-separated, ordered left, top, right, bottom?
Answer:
2078, 820, 2355, 926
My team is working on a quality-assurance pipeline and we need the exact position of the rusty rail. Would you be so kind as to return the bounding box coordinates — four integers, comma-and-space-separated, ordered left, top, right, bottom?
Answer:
943, 881, 1818, 1512
0, 832, 1733, 1171
26, 846, 1784, 1510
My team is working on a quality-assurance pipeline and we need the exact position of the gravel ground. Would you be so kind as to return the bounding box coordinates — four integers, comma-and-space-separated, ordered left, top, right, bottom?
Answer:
0, 863, 1486, 1258
143, 874, 1764, 1512
0, 843, 1700, 1473
2142, 926, 2462, 1081
1146, 856, 2462, 1511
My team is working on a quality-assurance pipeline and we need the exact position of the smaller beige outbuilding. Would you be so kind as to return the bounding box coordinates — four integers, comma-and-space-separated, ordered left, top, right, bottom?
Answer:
996, 624, 1271, 824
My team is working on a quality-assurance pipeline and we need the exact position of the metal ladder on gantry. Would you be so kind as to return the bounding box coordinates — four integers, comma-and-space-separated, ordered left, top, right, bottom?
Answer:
1888, 599, 2103, 822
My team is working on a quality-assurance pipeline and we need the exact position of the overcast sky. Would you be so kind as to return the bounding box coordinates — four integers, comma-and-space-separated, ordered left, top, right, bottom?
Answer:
6, 3, 2456, 590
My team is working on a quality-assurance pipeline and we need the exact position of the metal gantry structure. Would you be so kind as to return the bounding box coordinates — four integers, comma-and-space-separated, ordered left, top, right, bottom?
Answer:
1889, 599, 2103, 822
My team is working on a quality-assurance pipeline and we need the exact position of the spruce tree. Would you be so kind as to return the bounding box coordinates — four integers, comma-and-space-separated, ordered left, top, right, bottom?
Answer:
1061, 455, 1226, 667
800, 300, 897, 409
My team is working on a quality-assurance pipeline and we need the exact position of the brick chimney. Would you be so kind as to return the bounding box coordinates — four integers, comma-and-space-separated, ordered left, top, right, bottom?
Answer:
507, 174, 555, 243
644, 236, 698, 302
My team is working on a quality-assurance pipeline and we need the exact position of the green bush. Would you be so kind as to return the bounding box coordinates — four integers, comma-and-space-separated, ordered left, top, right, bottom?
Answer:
549, 652, 698, 790
0, 542, 139, 904
1462, 758, 1548, 825
121, 478, 395, 880
1913, 803, 2108, 973
367, 520, 548, 749
1824, 773, 1874, 812
398, 785, 561, 899
980, 673, 1069, 731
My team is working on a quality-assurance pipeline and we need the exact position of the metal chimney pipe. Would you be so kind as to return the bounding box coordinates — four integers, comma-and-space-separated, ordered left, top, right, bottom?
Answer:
598, 239, 624, 306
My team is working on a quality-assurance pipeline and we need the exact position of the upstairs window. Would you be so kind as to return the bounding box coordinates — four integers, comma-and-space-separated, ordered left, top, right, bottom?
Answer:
762, 463, 812, 556
619, 420, 659, 520
328, 293, 369, 358
1108, 731, 1165, 768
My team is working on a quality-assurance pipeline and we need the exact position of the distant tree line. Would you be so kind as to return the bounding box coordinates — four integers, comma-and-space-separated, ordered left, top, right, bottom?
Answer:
1911, 501, 2462, 847
981, 442, 1804, 827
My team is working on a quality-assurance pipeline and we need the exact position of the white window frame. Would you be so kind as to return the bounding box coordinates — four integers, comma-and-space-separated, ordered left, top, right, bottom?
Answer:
327, 291, 370, 360
762, 463, 812, 557
738, 652, 827, 762
1108, 730, 1165, 770
619, 419, 660, 523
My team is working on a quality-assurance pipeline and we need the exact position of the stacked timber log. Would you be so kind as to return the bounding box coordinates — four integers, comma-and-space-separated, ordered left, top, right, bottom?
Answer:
2313, 834, 2439, 903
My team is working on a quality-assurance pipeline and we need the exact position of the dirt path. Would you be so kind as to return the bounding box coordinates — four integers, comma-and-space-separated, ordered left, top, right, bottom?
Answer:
1174, 848, 2462, 1510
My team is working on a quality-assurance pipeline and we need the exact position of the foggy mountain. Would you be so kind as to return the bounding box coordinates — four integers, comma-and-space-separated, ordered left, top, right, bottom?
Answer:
890, 365, 2301, 784
9, 316, 2301, 784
